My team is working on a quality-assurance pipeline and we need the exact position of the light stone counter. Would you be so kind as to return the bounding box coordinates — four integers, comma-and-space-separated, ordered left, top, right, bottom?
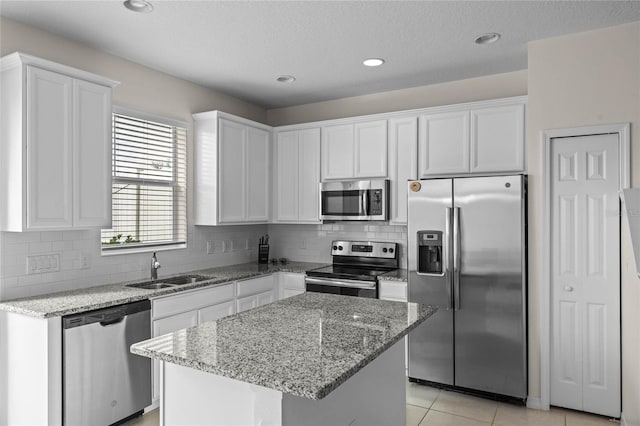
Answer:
131, 292, 435, 400
0, 261, 327, 318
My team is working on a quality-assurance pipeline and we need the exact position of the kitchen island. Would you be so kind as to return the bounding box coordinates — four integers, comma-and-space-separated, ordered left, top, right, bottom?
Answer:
131, 292, 434, 426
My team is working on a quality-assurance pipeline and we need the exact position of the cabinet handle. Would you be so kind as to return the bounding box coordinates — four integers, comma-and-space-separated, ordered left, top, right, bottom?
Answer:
564, 285, 574, 292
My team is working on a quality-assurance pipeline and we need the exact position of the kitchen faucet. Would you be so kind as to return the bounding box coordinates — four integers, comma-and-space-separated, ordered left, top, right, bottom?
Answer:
151, 252, 161, 280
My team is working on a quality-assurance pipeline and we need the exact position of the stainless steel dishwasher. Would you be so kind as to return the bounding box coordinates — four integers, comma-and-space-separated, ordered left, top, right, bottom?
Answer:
63, 300, 151, 426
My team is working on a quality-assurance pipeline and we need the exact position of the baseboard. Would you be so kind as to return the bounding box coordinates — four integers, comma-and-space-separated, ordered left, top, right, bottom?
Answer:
526, 397, 546, 410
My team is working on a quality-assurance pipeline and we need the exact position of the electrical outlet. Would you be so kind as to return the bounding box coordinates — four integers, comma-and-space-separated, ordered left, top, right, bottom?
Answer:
207, 240, 215, 254
27, 254, 60, 274
245, 239, 251, 250
81, 253, 90, 269
300, 239, 307, 249
223, 239, 232, 253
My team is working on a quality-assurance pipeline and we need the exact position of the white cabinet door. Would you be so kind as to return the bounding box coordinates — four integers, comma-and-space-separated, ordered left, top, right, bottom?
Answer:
418, 111, 469, 177
237, 294, 257, 313
256, 290, 274, 307
378, 280, 407, 302
470, 103, 525, 173
73, 79, 112, 227
198, 300, 235, 323
275, 131, 299, 221
26, 66, 73, 229
322, 124, 354, 180
218, 118, 246, 223
298, 129, 321, 222
354, 120, 387, 178
388, 116, 418, 224
246, 126, 269, 221
152, 310, 198, 402
278, 272, 306, 300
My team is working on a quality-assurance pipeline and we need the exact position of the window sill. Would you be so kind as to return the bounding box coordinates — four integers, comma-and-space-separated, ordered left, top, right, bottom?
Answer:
101, 242, 187, 256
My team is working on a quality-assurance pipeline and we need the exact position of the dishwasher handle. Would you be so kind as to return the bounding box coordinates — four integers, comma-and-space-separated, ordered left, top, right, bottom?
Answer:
63, 299, 150, 329
100, 316, 125, 326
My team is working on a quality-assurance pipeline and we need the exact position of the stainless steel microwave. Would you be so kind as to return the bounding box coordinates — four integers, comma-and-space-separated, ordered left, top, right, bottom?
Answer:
319, 179, 390, 221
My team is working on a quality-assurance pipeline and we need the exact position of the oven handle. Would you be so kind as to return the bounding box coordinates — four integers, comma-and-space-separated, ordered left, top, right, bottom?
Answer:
305, 277, 377, 290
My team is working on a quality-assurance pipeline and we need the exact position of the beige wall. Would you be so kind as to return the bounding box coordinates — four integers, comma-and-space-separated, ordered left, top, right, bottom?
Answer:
527, 20, 640, 420
266, 70, 527, 126
0, 17, 266, 124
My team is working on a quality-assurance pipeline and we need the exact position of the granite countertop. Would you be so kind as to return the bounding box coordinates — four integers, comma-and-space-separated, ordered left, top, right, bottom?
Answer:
0, 261, 327, 319
131, 292, 435, 400
379, 268, 408, 282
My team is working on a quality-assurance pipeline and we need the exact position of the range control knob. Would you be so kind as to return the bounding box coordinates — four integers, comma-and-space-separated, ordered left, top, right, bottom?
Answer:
382, 248, 388, 253
338, 246, 343, 251
389, 248, 394, 253
332, 245, 338, 250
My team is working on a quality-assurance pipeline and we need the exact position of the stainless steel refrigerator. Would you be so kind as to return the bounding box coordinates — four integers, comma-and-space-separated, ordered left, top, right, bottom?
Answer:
407, 175, 527, 400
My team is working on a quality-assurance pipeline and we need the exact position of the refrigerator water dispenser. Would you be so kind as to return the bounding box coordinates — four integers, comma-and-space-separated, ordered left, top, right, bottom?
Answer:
417, 230, 443, 274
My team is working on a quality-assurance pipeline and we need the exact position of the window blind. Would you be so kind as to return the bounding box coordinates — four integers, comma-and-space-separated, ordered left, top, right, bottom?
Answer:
101, 112, 187, 251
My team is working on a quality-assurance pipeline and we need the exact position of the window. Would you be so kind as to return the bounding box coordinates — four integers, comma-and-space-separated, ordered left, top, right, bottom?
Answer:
101, 109, 187, 252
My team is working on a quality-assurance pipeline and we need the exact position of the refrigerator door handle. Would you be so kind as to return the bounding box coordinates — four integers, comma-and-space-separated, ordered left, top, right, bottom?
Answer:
453, 207, 461, 310
445, 207, 453, 309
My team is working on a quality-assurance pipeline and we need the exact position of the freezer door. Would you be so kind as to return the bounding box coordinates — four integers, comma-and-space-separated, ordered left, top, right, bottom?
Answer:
407, 178, 454, 385
453, 175, 526, 398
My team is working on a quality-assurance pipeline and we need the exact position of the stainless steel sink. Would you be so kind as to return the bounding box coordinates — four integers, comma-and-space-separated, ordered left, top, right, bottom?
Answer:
159, 274, 211, 285
127, 282, 175, 290
126, 274, 212, 290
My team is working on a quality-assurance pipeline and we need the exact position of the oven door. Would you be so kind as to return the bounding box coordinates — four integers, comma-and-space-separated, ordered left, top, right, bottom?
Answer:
305, 276, 378, 298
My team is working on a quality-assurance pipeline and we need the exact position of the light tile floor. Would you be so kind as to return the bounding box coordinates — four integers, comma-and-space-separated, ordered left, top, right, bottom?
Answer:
406, 381, 620, 426
126, 382, 621, 426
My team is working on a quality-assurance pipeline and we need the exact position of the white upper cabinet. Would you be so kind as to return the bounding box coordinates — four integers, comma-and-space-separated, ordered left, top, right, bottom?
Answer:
470, 103, 525, 173
418, 111, 470, 177
321, 120, 387, 180
388, 116, 418, 224
0, 53, 117, 232
274, 128, 320, 223
193, 111, 270, 225
321, 123, 354, 180
354, 120, 388, 178
418, 97, 526, 178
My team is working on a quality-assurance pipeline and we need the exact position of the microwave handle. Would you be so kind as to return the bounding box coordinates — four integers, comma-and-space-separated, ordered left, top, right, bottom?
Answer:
362, 190, 369, 216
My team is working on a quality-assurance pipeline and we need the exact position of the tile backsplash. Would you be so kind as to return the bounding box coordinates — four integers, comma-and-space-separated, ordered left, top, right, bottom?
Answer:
0, 222, 407, 301
0, 224, 267, 301
267, 223, 408, 267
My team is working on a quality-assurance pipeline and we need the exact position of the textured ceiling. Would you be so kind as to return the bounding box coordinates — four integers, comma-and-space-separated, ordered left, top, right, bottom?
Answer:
1, 1, 639, 109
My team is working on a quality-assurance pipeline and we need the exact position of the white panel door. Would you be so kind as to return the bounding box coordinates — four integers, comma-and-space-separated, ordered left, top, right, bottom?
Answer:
298, 128, 321, 222
354, 120, 387, 178
418, 111, 469, 177
246, 126, 269, 222
388, 116, 418, 224
550, 133, 620, 417
275, 131, 299, 221
218, 118, 246, 223
322, 124, 354, 180
73, 79, 112, 227
198, 300, 235, 323
26, 66, 73, 229
236, 294, 257, 313
256, 290, 274, 307
470, 104, 525, 173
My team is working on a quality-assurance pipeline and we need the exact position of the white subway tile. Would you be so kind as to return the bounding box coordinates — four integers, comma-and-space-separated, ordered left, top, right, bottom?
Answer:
29, 241, 52, 254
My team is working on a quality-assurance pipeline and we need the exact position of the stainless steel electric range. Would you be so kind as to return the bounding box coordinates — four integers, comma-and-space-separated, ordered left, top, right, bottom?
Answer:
305, 240, 399, 298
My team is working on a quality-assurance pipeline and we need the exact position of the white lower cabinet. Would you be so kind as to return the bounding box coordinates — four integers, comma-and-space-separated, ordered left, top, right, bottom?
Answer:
150, 283, 236, 404
236, 274, 276, 312
198, 300, 235, 323
379, 279, 408, 375
278, 272, 306, 299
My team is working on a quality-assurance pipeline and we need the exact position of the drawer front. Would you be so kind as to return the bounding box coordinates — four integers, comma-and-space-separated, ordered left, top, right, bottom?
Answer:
236, 274, 274, 297
378, 280, 407, 302
152, 283, 235, 319
280, 272, 306, 290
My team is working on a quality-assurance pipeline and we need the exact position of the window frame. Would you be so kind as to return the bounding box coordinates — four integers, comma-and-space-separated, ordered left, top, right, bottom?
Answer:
101, 106, 188, 256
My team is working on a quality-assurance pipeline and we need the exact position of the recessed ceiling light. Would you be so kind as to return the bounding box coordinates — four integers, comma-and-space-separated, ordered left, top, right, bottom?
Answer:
123, 0, 153, 13
276, 75, 296, 83
363, 58, 385, 67
474, 33, 501, 45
